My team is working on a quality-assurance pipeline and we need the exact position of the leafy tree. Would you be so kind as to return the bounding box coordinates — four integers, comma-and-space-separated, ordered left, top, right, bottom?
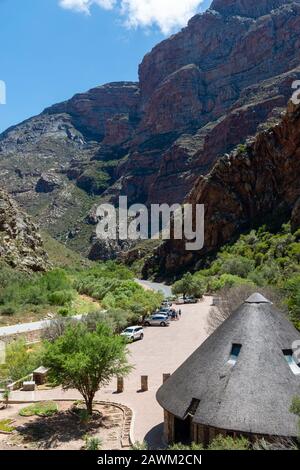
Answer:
220, 255, 255, 278
172, 273, 206, 298
85, 435, 102, 450
43, 323, 132, 415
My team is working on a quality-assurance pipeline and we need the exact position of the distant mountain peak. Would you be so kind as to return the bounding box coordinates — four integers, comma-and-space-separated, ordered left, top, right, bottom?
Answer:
210, 0, 297, 17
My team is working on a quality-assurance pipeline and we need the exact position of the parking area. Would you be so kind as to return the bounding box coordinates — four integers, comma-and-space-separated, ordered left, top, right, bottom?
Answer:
107, 296, 212, 446
8, 296, 212, 448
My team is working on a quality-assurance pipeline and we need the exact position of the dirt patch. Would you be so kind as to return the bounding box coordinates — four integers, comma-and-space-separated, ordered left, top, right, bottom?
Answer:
0, 402, 125, 450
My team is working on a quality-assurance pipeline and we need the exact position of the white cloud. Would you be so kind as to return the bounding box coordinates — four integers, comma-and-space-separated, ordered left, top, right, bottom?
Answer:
59, 0, 204, 34
59, 1, 116, 14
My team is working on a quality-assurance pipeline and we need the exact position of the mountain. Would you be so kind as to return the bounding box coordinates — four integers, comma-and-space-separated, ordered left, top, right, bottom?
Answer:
1, 0, 300, 259
142, 100, 300, 278
0, 190, 49, 272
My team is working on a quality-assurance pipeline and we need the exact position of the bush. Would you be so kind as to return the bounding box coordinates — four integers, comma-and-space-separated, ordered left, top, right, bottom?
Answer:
19, 402, 58, 417
0, 339, 43, 382
85, 435, 102, 450
208, 435, 250, 450
220, 255, 255, 278
48, 290, 74, 306
0, 419, 15, 433
169, 442, 204, 450
132, 441, 148, 450
0, 305, 16, 316
209, 274, 254, 291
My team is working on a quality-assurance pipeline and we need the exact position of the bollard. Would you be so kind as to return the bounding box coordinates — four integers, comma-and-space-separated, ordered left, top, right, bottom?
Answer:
141, 375, 148, 392
117, 377, 124, 393
163, 373, 171, 383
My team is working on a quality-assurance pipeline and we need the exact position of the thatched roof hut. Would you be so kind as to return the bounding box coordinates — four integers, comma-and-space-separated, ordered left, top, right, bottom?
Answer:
157, 294, 300, 444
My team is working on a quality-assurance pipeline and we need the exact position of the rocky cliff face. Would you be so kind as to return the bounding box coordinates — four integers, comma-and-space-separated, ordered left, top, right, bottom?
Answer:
0, 191, 49, 272
143, 101, 300, 278
1, 0, 300, 258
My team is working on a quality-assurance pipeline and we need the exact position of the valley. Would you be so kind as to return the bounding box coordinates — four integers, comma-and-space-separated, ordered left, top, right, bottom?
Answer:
1, 0, 300, 454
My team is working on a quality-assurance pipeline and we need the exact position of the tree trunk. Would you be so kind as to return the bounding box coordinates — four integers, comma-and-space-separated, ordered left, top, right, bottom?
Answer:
84, 394, 94, 416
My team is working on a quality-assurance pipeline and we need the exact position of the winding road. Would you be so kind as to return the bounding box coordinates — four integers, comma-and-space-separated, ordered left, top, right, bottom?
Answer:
135, 279, 172, 298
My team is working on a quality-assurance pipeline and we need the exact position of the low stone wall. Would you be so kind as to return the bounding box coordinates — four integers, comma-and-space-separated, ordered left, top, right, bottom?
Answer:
0, 329, 42, 345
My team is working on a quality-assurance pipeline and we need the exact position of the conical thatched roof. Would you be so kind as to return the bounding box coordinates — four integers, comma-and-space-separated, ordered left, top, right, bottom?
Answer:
157, 294, 300, 437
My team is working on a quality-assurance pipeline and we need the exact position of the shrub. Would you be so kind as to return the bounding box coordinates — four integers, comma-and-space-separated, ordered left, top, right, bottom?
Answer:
48, 290, 74, 306
169, 442, 204, 450
1, 339, 42, 381
208, 435, 250, 450
19, 402, 58, 417
0, 305, 16, 316
85, 435, 102, 450
132, 441, 148, 450
220, 255, 255, 278
0, 419, 15, 433
209, 274, 254, 291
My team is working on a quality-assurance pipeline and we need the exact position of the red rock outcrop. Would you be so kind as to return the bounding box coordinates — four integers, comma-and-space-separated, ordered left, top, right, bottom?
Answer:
1, 0, 300, 260
143, 101, 300, 278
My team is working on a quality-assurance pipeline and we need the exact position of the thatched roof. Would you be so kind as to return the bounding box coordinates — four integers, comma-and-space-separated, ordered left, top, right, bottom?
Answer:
157, 294, 300, 437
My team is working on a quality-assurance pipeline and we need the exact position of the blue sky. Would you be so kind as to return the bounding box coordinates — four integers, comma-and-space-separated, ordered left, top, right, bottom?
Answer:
0, 0, 211, 133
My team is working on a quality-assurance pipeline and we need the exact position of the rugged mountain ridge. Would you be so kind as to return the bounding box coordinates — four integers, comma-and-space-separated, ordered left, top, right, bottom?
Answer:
142, 100, 300, 278
1, 0, 300, 258
0, 190, 49, 272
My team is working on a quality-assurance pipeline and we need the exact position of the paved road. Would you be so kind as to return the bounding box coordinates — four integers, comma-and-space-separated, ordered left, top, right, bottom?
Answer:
135, 279, 172, 298
9, 297, 212, 449
0, 315, 83, 338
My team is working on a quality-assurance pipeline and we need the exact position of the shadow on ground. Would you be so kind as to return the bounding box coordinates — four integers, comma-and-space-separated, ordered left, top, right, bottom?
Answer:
144, 422, 165, 450
16, 411, 102, 449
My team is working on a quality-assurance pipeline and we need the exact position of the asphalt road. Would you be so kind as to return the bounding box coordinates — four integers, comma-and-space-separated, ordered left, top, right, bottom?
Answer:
135, 279, 172, 298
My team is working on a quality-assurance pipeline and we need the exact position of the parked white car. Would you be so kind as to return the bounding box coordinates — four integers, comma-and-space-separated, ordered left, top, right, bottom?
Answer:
120, 326, 144, 341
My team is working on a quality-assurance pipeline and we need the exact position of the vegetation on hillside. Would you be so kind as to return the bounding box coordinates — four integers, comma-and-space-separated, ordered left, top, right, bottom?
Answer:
173, 223, 300, 328
41, 231, 92, 269
0, 261, 162, 327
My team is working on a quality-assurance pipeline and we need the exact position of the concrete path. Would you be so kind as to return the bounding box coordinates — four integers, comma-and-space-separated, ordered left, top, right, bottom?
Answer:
0, 314, 84, 338
8, 297, 212, 449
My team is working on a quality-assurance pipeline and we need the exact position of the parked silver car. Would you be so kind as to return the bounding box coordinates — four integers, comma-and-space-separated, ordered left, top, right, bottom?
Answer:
158, 307, 172, 317
144, 314, 170, 327
120, 326, 144, 341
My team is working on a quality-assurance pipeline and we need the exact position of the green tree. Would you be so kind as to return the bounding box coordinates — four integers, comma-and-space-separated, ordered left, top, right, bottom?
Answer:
43, 323, 132, 416
172, 273, 206, 298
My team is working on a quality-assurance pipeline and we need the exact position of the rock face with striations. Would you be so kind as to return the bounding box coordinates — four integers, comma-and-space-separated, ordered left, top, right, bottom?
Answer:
142, 101, 300, 278
1, 1, 300, 258
0, 191, 49, 272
